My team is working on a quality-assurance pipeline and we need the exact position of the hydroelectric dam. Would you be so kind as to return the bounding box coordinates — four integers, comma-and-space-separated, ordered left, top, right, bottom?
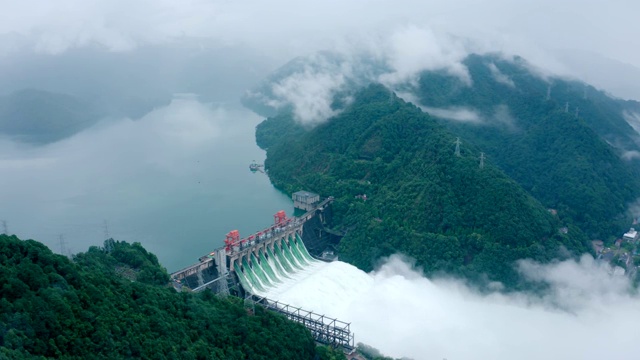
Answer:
169, 194, 354, 350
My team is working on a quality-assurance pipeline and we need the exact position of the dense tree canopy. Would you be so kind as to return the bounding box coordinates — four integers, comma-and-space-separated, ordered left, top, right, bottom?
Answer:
0, 235, 317, 359
412, 54, 640, 238
257, 84, 589, 288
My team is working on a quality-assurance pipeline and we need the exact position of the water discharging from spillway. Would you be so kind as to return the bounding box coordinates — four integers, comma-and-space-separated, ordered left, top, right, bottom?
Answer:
234, 235, 392, 355
234, 233, 374, 317
234, 233, 329, 297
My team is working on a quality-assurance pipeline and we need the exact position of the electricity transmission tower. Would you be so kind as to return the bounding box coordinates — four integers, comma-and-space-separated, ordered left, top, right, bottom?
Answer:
575, 106, 580, 118
565, 102, 569, 113
1, 220, 7, 235
454, 137, 461, 157
103, 220, 110, 239
58, 234, 67, 255
480, 152, 485, 168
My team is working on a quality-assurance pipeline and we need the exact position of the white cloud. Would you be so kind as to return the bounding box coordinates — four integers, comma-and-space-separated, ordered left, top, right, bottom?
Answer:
267, 254, 640, 360
270, 62, 348, 125
421, 106, 483, 123
396, 90, 484, 124
1, 0, 639, 76
377, 25, 471, 86
398, 92, 519, 129
623, 111, 640, 135
622, 150, 640, 161
0, 0, 222, 54
488, 62, 515, 87
492, 104, 518, 130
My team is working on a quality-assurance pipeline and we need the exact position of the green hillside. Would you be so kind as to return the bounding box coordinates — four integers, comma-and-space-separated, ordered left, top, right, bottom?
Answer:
258, 84, 589, 288
0, 234, 318, 359
412, 54, 640, 238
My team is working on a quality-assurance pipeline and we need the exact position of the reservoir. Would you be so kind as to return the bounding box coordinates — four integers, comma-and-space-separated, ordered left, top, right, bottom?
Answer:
0, 97, 293, 271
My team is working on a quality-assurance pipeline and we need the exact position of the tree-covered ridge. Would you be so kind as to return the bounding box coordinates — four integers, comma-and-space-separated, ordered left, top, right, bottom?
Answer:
258, 84, 588, 288
413, 54, 640, 238
255, 113, 305, 150
0, 234, 317, 360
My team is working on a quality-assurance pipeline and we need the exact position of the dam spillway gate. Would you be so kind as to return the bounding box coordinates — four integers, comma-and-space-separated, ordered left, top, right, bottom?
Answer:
170, 196, 333, 293
169, 197, 354, 348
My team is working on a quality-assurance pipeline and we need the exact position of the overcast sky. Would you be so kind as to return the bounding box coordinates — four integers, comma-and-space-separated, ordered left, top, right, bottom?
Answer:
1, 0, 639, 106
0, 0, 638, 66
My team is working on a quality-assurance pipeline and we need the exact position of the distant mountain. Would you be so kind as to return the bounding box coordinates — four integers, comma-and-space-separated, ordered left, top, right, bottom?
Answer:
0, 89, 106, 144
0, 41, 278, 111
257, 84, 588, 288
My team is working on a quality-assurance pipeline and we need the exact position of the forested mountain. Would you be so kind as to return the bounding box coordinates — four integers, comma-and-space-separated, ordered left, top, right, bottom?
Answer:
0, 234, 320, 359
257, 84, 589, 288
0, 89, 106, 144
410, 54, 640, 238
253, 53, 640, 285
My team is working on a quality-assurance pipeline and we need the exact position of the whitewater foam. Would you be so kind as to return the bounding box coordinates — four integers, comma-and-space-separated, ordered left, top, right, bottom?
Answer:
263, 260, 373, 318
260, 254, 640, 360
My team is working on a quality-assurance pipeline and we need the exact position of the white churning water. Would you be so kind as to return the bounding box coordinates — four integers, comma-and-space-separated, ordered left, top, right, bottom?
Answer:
243, 250, 640, 360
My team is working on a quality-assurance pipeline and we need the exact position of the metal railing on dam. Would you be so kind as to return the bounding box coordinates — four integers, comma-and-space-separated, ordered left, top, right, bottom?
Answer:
255, 297, 354, 351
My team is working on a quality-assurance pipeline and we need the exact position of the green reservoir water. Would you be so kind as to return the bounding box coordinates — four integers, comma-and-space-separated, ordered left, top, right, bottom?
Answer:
0, 97, 294, 271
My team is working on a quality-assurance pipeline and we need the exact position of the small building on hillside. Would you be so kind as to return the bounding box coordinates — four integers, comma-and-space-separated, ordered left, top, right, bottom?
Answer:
623, 228, 638, 242
293, 191, 320, 211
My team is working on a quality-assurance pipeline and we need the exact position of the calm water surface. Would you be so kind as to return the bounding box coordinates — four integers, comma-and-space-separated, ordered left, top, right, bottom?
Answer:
0, 98, 293, 271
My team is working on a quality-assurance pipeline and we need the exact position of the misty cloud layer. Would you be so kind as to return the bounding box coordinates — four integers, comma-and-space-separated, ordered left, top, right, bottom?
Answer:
271, 66, 347, 125
2, 0, 639, 70
271, 255, 639, 360
3, 0, 640, 100
377, 26, 471, 86
420, 106, 483, 124
395, 91, 519, 130
488, 62, 516, 87
251, 26, 476, 124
